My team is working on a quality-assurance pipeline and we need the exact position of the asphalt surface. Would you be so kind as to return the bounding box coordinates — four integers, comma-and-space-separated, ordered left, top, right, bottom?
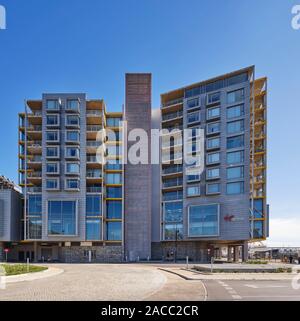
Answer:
203, 279, 300, 301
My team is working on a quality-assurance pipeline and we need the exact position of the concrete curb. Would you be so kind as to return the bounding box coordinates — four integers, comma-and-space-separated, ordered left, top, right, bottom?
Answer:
2, 267, 64, 284
159, 267, 297, 281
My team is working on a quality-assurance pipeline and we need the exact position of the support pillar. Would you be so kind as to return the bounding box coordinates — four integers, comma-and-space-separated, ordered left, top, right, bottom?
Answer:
0, 242, 4, 262
227, 246, 233, 262
242, 242, 249, 262
33, 242, 38, 263
234, 246, 240, 262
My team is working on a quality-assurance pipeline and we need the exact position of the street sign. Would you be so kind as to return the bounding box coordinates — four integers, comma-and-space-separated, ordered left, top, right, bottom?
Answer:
4, 249, 9, 253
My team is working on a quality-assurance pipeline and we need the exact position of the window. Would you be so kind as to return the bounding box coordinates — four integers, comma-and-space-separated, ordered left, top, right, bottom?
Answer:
107, 222, 122, 241
46, 99, 59, 110
207, 106, 220, 120
66, 131, 79, 142
252, 199, 264, 219
162, 191, 183, 201
46, 114, 59, 126
227, 182, 244, 194
106, 173, 122, 184
106, 201, 122, 219
206, 183, 220, 194
106, 145, 121, 156
227, 150, 244, 164
66, 115, 80, 127
46, 162, 59, 174
66, 147, 80, 158
227, 104, 244, 119
207, 152, 220, 165
46, 131, 59, 142
28, 195, 42, 239
86, 219, 101, 240
46, 146, 59, 158
253, 221, 264, 239
207, 92, 221, 104
186, 168, 201, 182
106, 159, 122, 170
188, 204, 219, 237
164, 223, 184, 241
187, 185, 201, 197
86, 195, 101, 217
207, 122, 220, 135
207, 168, 220, 180
48, 200, 77, 235
66, 99, 79, 111
227, 89, 244, 104
187, 111, 200, 124
187, 98, 199, 109
227, 166, 244, 180
106, 118, 122, 127
107, 187, 122, 198
164, 201, 183, 222
46, 179, 59, 190
66, 179, 79, 190
207, 137, 220, 149
227, 135, 244, 149
187, 126, 201, 139
66, 163, 80, 175
227, 120, 244, 134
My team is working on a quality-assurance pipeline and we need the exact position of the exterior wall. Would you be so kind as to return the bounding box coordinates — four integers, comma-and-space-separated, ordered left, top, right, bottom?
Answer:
182, 80, 251, 242
41, 94, 87, 242
124, 73, 152, 261
0, 189, 22, 242
0, 242, 4, 262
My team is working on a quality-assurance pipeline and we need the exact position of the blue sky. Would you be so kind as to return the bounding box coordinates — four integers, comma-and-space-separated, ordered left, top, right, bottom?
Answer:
0, 0, 299, 244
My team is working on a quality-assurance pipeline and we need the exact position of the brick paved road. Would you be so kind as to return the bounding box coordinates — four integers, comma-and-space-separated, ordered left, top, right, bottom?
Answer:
0, 263, 207, 301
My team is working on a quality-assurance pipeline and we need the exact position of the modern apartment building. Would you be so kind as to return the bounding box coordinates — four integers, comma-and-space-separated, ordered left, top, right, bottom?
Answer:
151, 66, 268, 262
0, 67, 268, 263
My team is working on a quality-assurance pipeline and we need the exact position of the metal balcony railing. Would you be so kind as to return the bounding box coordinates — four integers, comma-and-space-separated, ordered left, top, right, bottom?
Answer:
86, 170, 102, 178
86, 186, 102, 193
162, 165, 183, 175
162, 178, 183, 188
28, 156, 42, 162
162, 98, 184, 108
86, 110, 102, 116
27, 187, 42, 193
162, 110, 183, 121
28, 171, 42, 178
87, 125, 102, 131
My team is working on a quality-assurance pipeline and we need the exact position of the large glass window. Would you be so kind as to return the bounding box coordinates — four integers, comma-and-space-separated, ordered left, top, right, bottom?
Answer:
46, 99, 59, 110
227, 89, 244, 104
66, 115, 80, 126
66, 99, 79, 111
106, 173, 122, 184
253, 199, 264, 218
46, 146, 59, 158
66, 131, 79, 142
107, 187, 122, 198
207, 106, 220, 120
106, 159, 122, 170
187, 111, 200, 124
106, 201, 122, 219
164, 223, 184, 241
207, 137, 220, 149
66, 147, 80, 158
48, 200, 77, 235
46, 162, 59, 174
207, 168, 220, 180
188, 204, 219, 237
66, 179, 79, 190
227, 166, 244, 180
86, 195, 101, 217
106, 118, 122, 127
46, 179, 59, 190
226, 182, 244, 195
66, 163, 80, 174
187, 98, 199, 109
187, 185, 201, 197
253, 221, 264, 239
107, 222, 122, 240
227, 150, 244, 164
207, 92, 221, 104
207, 122, 220, 135
207, 152, 220, 165
227, 104, 244, 119
206, 183, 220, 194
28, 195, 42, 239
46, 114, 59, 126
86, 219, 101, 240
46, 131, 59, 142
227, 120, 244, 134
164, 201, 183, 222
227, 135, 244, 149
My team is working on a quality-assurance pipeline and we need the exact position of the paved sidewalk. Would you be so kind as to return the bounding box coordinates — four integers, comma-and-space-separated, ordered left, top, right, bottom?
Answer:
159, 267, 298, 281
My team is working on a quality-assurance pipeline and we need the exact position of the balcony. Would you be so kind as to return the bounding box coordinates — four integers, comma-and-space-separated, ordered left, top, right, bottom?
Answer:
161, 138, 182, 149
162, 178, 183, 189
162, 152, 183, 163
87, 110, 102, 125
162, 98, 183, 109
162, 165, 183, 176
162, 110, 183, 123
86, 186, 102, 193
27, 111, 42, 125
28, 171, 42, 179
86, 170, 102, 178
27, 186, 42, 193
162, 190, 183, 201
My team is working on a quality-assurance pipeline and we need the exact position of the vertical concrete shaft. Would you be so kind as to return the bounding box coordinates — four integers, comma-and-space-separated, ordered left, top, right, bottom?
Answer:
124, 73, 152, 261
242, 241, 249, 262
0, 242, 4, 262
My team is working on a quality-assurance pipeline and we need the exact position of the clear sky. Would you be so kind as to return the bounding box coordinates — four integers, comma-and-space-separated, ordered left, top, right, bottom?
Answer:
0, 0, 299, 245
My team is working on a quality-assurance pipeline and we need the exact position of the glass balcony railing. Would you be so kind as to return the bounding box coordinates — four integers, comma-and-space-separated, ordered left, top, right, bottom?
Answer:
86, 110, 102, 116
86, 170, 102, 178
28, 171, 42, 178
162, 98, 184, 108
162, 191, 183, 201
87, 125, 102, 132
27, 187, 42, 193
28, 156, 42, 163
162, 110, 183, 122
162, 178, 183, 188
162, 165, 183, 175
86, 186, 102, 193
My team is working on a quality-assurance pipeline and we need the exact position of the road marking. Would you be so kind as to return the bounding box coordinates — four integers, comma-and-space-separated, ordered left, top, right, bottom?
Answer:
232, 294, 242, 300
244, 284, 288, 289
217, 281, 242, 300
244, 284, 258, 289
225, 287, 233, 291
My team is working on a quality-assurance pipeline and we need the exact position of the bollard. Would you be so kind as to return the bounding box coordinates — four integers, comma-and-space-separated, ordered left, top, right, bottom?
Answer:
186, 256, 189, 270
27, 258, 30, 273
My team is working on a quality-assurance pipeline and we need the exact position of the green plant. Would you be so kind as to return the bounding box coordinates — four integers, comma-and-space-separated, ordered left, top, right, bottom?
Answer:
0, 264, 47, 276
246, 260, 268, 265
